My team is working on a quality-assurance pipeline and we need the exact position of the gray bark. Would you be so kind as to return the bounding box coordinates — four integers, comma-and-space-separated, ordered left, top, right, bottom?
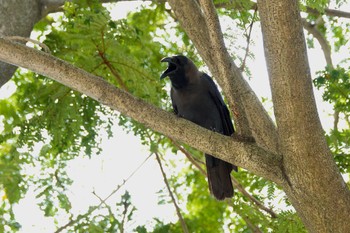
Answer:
1, 0, 350, 232
0, 0, 120, 87
0, 38, 284, 184
257, 0, 350, 232
167, 0, 280, 154
0, 0, 42, 87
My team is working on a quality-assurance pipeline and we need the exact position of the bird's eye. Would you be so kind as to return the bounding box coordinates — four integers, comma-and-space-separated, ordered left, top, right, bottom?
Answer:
175, 57, 183, 65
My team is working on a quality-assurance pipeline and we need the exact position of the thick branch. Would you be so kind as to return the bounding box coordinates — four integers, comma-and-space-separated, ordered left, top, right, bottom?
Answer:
257, 0, 350, 232
302, 19, 333, 67
0, 0, 42, 87
307, 7, 350, 19
214, 1, 350, 19
0, 38, 283, 184
167, 0, 279, 154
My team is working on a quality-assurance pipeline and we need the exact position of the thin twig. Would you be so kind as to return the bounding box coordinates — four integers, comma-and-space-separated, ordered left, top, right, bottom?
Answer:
92, 35, 128, 91
154, 151, 189, 233
145, 132, 189, 233
226, 199, 263, 233
230, 176, 277, 218
334, 109, 340, 131
54, 153, 152, 233
92, 191, 122, 232
240, 6, 257, 72
241, 215, 263, 233
170, 139, 277, 218
170, 138, 207, 175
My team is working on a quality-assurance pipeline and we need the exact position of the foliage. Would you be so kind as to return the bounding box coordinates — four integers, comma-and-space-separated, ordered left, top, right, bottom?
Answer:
62, 190, 137, 233
0, 0, 349, 232
314, 66, 350, 173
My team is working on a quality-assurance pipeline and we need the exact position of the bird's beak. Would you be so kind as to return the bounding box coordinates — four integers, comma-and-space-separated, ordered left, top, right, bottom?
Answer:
160, 57, 175, 80
161, 57, 173, 63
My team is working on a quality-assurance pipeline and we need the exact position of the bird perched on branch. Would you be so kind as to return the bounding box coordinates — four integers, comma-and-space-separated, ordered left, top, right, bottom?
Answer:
160, 55, 237, 200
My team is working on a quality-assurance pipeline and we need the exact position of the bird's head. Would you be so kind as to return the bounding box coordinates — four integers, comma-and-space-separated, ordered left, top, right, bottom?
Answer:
160, 55, 195, 80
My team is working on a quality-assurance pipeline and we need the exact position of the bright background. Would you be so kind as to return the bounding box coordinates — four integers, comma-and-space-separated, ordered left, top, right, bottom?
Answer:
0, 1, 349, 232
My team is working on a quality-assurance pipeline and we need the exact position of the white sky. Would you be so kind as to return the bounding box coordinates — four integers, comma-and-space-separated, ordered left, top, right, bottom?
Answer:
0, 1, 349, 232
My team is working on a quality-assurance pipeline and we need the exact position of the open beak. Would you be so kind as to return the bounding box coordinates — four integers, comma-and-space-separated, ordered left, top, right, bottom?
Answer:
160, 57, 176, 80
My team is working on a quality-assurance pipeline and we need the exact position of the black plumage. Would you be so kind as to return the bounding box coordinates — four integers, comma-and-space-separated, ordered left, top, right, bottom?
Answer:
160, 55, 237, 200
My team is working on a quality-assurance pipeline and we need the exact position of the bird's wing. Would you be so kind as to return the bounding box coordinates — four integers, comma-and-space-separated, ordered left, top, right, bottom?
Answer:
202, 73, 238, 173
202, 73, 234, 136
170, 88, 178, 115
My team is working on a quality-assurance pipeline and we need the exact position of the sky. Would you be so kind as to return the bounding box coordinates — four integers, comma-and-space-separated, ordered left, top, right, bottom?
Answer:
0, 1, 349, 232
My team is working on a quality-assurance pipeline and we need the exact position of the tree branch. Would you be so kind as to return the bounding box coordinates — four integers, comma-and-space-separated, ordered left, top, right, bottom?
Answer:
170, 139, 207, 175
240, 7, 258, 72
214, 1, 350, 19
55, 152, 152, 233
40, 0, 149, 15
307, 7, 350, 19
4, 36, 51, 53
257, 0, 350, 231
154, 151, 189, 233
167, 0, 280, 154
171, 139, 277, 218
0, 37, 284, 184
0, 0, 42, 88
226, 199, 263, 233
241, 215, 263, 233
302, 19, 333, 67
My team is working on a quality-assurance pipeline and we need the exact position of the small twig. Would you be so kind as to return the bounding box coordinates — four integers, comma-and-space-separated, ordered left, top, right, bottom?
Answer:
54, 153, 152, 233
145, 132, 189, 233
226, 199, 263, 233
170, 138, 277, 218
92, 191, 120, 232
92, 38, 128, 91
110, 60, 156, 82
240, 6, 257, 72
4, 36, 51, 53
241, 215, 263, 233
334, 109, 340, 132
154, 151, 189, 233
230, 176, 277, 218
170, 138, 207, 175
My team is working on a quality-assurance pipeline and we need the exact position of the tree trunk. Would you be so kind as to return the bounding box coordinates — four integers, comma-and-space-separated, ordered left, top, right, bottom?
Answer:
0, 38, 283, 184
0, 0, 42, 87
0, 0, 122, 88
257, 0, 350, 232
0, 0, 350, 232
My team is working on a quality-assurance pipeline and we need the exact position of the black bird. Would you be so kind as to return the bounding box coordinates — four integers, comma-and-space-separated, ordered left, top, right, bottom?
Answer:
160, 55, 237, 200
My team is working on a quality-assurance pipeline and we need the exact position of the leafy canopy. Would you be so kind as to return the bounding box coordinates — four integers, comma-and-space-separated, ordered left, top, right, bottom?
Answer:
0, 0, 349, 232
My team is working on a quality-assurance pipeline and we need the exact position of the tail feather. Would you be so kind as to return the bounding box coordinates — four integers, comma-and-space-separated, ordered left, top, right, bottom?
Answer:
205, 154, 235, 200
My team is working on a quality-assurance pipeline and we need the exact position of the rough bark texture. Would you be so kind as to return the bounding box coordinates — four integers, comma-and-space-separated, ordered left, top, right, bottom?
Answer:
1, 0, 350, 231
257, 0, 350, 232
167, 0, 280, 154
0, 38, 283, 184
0, 0, 121, 88
0, 0, 42, 87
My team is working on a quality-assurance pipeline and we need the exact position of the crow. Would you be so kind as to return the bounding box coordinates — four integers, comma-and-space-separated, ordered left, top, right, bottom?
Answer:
160, 55, 237, 200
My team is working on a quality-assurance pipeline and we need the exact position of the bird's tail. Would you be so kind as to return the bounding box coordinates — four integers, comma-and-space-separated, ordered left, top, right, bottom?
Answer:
205, 154, 236, 200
